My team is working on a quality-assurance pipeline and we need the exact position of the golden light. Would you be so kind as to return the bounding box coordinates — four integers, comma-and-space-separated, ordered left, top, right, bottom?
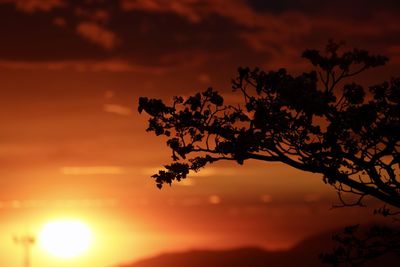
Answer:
38, 220, 92, 259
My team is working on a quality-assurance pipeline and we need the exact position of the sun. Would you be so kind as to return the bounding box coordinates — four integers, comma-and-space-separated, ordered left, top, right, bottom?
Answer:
38, 219, 92, 259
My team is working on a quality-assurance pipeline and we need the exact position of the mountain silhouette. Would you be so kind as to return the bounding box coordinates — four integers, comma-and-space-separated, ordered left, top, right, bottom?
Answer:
117, 227, 399, 267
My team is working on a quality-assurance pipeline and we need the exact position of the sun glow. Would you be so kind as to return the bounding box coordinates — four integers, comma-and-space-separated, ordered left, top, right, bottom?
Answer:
38, 220, 92, 259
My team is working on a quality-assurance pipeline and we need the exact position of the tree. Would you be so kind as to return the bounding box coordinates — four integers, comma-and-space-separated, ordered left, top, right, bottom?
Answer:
138, 40, 400, 210
319, 224, 400, 266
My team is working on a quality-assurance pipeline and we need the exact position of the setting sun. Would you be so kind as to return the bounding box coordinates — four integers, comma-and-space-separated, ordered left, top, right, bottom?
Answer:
38, 220, 92, 259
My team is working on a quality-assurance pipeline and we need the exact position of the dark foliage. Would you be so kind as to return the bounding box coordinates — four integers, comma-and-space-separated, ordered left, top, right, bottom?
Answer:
139, 41, 399, 210
320, 224, 400, 266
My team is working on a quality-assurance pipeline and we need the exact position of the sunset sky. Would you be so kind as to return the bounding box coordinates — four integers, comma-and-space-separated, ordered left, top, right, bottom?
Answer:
1, 1, 400, 266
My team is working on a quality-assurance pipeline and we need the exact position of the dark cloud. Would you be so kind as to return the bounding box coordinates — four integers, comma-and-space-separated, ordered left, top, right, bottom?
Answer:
110, 11, 248, 66
0, 0, 399, 74
0, 0, 66, 13
76, 21, 119, 50
0, 4, 109, 60
247, 0, 400, 16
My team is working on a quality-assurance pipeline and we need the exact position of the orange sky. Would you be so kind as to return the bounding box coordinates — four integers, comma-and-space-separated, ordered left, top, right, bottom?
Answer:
1, 1, 400, 266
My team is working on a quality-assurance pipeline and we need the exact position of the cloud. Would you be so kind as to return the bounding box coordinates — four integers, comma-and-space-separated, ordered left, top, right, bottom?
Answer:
61, 166, 125, 175
0, 0, 66, 13
0, 59, 166, 73
119, 0, 311, 69
314, 12, 400, 38
76, 22, 119, 50
0, 0, 398, 75
75, 6, 111, 23
174, 178, 195, 186
121, 0, 202, 23
120, 0, 311, 36
0, 198, 118, 209
103, 104, 132, 116
119, 0, 400, 72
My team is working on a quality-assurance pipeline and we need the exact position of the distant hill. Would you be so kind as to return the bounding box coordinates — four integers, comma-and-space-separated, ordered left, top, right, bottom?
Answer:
118, 228, 399, 267
118, 247, 285, 267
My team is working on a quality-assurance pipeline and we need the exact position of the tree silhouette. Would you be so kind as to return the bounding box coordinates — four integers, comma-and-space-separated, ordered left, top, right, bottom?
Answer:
320, 224, 400, 266
138, 41, 399, 209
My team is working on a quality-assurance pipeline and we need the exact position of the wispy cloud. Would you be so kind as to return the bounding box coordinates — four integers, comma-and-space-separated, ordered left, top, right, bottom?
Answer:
61, 166, 125, 175
75, 7, 110, 23
103, 104, 132, 116
119, 0, 311, 70
120, 0, 400, 71
120, 0, 311, 42
0, 198, 118, 209
0, 59, 166, 73
121, 0, 203, 23
76, 22, 119, 50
